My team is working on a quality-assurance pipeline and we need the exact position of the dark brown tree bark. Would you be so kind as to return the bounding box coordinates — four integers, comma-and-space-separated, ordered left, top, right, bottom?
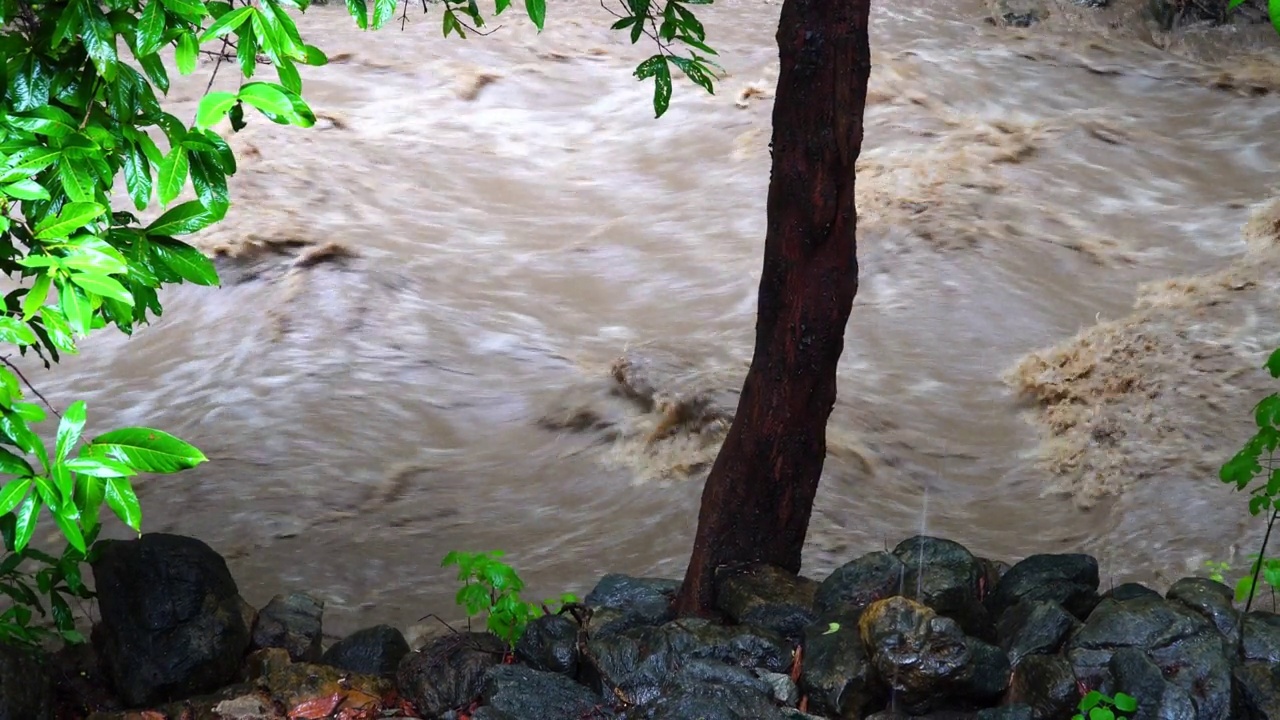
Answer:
672, 0, 871, 616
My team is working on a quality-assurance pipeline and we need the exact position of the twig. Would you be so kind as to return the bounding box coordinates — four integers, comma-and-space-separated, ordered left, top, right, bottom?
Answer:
0, 356, 60, 418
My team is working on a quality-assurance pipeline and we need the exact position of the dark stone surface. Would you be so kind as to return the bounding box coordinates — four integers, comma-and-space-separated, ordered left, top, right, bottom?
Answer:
584, 575, 679, 639
893, 536, 994, 641
250, 592, 324, 663
1235, 661, 1280, 720
320, 624, 410, 678
1108, 646, 1196, 720
0, 644, 51, 720
715, 563, 818, 641
814, 551, 906, 616
798, 611, 877, 718
481, 664, 610, 720
397, 632, 507, 716
1242, 611, 1280, 663
90, 533, 252, 707
987, 553, 1100, 622
1166, 577, 1240, 641
516, 614, 580, 675
858, 597, 972, 715
995, 600, 1078, 667
1006, 654, 1078, 720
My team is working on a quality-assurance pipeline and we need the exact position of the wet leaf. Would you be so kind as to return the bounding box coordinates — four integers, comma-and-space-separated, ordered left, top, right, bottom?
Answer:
87, 427, 207, 473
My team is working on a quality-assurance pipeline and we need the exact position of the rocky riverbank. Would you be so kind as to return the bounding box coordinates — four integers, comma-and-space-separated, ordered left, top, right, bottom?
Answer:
3, 532, 1278, 719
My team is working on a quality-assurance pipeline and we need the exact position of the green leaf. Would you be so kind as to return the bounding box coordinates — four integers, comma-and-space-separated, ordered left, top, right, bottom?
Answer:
372, 0, 396, 29
22, 275, 51, 322
634, 55, 673, 118
51, 508, 85, 555
0, 317, 37, 347
149, 238, 219, 285
188, 154, 229, 217
77, 475, 104, 532
302, 44, 328, 66
0, 479, 31, 516
196, 91, 239, 129
668, 56, 714, 95
199, 5, 254, 41
524, 0, 545, 29
39, 308, 76, 354
1228, 0, 1248, 7
175, 31, 199, 75
1, 147, 61, 183
123, 141, 154, 210
157, 146, 189, 205
1272, 0, 1280, 37
0, 449, 34, 479
1113, 693, 1137, 713
137, 52, 171, 94
105, 477, 142, 532
88, 427, 208, 473
136, 0, 167, 56
1080, 691, 1104, 712
64, 456, 137, 478
1266, 348, 1280, 379
55, 401, 86, 465
237, 82, 294, 119
161, 0, 209, 20
80, 0, 120, 79
34, 202, 106, 241
148, 200, 217, 236
12, 497, 37, 552
2, 179, 50, 201
57, 160, 96, 203
8, 107, 78, 138
346, 0, 368, 28
69, 273, 134, 305
276, 57, 302, 95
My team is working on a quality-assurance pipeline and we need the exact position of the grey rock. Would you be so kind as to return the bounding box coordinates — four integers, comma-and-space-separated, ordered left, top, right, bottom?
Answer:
814, 551, 905, 616
976, 705, 1035, 720
584, 575, 679, 639
320, 624, 410, 677
893, 536, 994, 641
860, 597, 972, 715
990, 0, 1048, 27
516, 614, 579, 675
618, 680, 788, 720
996, 600, 1078, 666
250, 593, 324, 663
752, 670, 799, 706
799, 611, 878, 719
1166, 577, 1240, 640
480, 664, 609, 720
397, 632, 507, 717
90, 533, 251, 707
1235, 661, 1280, 720
1104, 583, 1162, 602
1006, 654, 1079, 720
987, 553, 1100, 622
1242, 611, 1280, 663
0, 645, 51, 720
715, 564, 818, 641
1108, 647, 1196, 720
962, 637, 1012, 702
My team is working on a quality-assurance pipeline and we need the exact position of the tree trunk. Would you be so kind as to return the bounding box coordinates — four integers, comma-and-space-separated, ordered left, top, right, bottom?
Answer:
672, 0, 871, 616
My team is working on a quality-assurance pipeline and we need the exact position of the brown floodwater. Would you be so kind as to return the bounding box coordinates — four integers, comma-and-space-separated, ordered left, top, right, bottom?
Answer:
18, 0, 1280, 637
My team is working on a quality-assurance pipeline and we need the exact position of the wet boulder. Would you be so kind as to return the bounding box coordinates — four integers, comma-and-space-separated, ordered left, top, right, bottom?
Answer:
1066, 595, 1234, 719
1108, 647, 1196, 720
250, 593, 324, 662
798, 611, 878, 718
1242, 611, 1280, 663
618, 680, 789, 720
995, 600, 1079, 667
961, 637, 1012, 702
976, 706, 1035, 720
1235, 661, 1280, 720
893, 536, 993, 640
857, 596, 974, 714
814, 551, 905, 616
584, 574, 679, 638
248, 647, 393, 716
516, 614, 580, 675
0, 645, 52, 720
1103, 583, 1162, 602
1005, 654, 1079, 720
480, 664, 608, 720
320, 624, 410, 678
989, 0, 1048, 26
715, 564, 818, 641
396, 632, 506, 716
1166, 577, 1240, 640
90, 533, 252, 707
986, 553, 1100, 622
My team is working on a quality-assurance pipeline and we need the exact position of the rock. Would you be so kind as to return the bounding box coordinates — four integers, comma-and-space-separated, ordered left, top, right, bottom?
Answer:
1235, 661, 1280, 720
618, 680, 788, 720
986, 553, 1100, 622
680, 659, 775, 697
48, 642, 119, 718
1066, 596, 1233, 720
961, 637, 1012, 702
752, 670, 798, 706
1166, 577, 1240, 640
893, 536, 993, 640
319, 624, 410, 678
976, 706, 1035, 720
995, 600, 1078, 667
255, 655, 391, 717
814, 551, 905, 616
989, 0, 1048, 26
1242, 611, 1280, 663
799, 612, 877, 719
715, 564, 818, 641
0, 644, 52, 720
858, 597, 972, 714
91, 533, 252, 707
396, 632, 507, 716
1103, 583, 1162, 602
250, 593, 324, 663
1108, 647, 1196, 720
516, 614, 580, 675
584, 575, 678, 638
1005, 654, 1078, 720
480, 664, 607, 720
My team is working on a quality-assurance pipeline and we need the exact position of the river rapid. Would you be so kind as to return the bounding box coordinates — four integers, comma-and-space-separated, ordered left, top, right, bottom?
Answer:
21, 0, 1280, 638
